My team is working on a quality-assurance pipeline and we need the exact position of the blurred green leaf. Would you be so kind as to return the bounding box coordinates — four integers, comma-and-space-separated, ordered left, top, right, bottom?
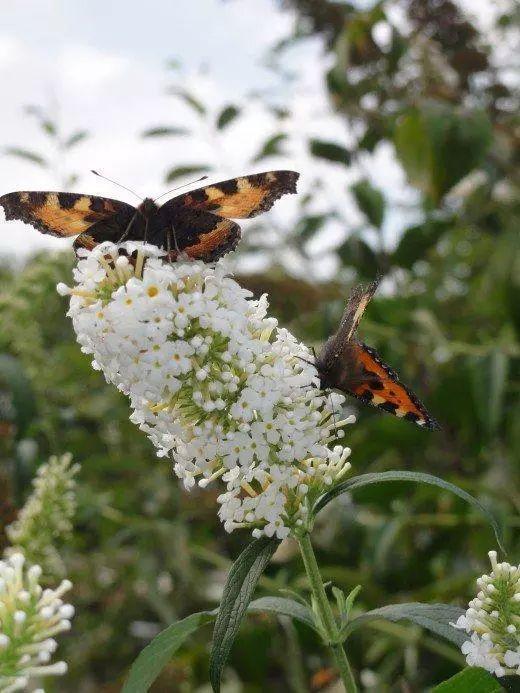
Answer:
0, 354, 37, 436
394, 105, 492, 203
295, 214, 328, 243
470, 350, 509, 437
165, 165, 211, 183
216, 105, 240, 129
432, 667, 503, 692
41, 120, 57, 136
393, 218, 452, 268
170, 89, 206, 116
253, 133, 287, 161
313, 471, 505, 552
351, 179, 385, 228
123, 610, 215, 693
3, 147, 47, 167
209, 537, 280, 693
309, 139, 351, 165
142, 126, 189, 138
337, 235, 378, 276
64, 131, 89, 148
344, 603, 466, 646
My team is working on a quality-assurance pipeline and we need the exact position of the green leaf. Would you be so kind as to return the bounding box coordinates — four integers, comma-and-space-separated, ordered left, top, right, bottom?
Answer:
351, 179, 385, 228
64, 131, 89, 148
142, 126, 189, 138
209, 537, 279, 692
295, 214, 328, 243
41, 120, 57, 136
165, 165, 211, 184
216, 105, 240, 130
394, 105, 492, 203
337, 235, 378, 277
393, 218, 452, 268
0, 354, 37, 436
248, 596, 318, 632
432, 667, 504, 692
310, 139, 351, 165
122, 611, 214, 693
253, 133, 287, 162
313, 471, 505, 553
470, 350, 509, 438
3, 147, 47, 167
343, 602, 466, 646
170, 89, 206, 116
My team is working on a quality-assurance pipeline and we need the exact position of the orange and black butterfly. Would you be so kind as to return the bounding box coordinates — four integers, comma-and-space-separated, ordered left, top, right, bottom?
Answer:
315, 278, 439, 429
0, 170, 299, 262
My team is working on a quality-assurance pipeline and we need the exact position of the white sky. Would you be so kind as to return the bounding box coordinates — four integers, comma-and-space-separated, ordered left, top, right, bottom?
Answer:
0, 0, 504, 276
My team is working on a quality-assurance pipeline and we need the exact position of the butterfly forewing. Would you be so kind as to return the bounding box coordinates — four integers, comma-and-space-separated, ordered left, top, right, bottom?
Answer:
166, 170, 299, 219
0, 191, 135, 239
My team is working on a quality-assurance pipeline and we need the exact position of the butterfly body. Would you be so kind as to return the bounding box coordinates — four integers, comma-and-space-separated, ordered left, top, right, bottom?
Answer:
315, 280, 439, 430
0, 170, 299, 262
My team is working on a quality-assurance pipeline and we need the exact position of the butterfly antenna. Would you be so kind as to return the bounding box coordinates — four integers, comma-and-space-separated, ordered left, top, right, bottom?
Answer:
153, 175, 209, 203
91, 170, 143, 202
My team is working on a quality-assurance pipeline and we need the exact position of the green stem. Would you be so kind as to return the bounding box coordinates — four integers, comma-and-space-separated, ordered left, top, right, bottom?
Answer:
297, 532, 358, 692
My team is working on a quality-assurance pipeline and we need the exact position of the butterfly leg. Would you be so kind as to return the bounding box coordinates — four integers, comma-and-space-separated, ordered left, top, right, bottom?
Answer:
117, 210, 139, 244
170, 223, 180, 254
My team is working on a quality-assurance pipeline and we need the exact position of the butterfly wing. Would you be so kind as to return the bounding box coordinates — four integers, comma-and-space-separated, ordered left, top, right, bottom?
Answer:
163, 170, 299, 219
330, 340, 439, 429
156, 206, 241, 262
0, 191, 135, 240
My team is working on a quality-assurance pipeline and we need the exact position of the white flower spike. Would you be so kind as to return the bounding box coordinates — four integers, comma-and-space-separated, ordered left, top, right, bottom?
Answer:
60, 243, 354, 539
452, 551, 520, 677
0, 553, 72, 691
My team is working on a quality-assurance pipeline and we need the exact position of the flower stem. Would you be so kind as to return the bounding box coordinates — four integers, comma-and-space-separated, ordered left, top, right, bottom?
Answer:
297, 532, 358, 692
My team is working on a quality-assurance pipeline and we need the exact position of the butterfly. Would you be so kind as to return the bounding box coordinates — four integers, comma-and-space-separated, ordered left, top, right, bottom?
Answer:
315, 278, 439, 429
0, 170, 299, 262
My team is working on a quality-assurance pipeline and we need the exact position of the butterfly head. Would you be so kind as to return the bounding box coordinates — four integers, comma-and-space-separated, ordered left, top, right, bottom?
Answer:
138, 198, 159, 218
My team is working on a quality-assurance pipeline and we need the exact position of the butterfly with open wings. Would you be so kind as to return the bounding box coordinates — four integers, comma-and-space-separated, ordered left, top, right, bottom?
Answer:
315, 278, 439, 430
0, 170, 299, 262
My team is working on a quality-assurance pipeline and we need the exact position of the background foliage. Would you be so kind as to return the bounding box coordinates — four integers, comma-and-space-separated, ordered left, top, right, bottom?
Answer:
0, 0, 518, 690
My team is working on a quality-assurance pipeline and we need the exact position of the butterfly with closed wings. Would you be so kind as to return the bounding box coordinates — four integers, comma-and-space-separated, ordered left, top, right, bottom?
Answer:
315, 278, 439, 429
0, 170, 299, 262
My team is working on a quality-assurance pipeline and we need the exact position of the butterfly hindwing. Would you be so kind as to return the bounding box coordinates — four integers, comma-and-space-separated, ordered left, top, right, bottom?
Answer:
0, 191, 135, 239
167, 170, 299, 219
156, 207, 241, 262
342, 341, 439, 430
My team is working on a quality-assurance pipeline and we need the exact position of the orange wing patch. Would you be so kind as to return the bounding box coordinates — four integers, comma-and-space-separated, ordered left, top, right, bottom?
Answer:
348, 342, 439, 430
176, 170, 299, 219
0, 191, 124, 238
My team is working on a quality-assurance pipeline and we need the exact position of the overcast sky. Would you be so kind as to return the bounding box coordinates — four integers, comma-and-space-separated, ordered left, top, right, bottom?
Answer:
0, 0, 501, 274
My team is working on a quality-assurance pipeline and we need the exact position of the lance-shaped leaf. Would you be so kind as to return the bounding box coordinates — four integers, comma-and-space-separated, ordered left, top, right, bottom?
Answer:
342, 603, 466, 646
248, 596, 318, 632
313, 471, 505, 553
432, 667, 504, 692
209, 537, 279, 692
122, 610, 215, 693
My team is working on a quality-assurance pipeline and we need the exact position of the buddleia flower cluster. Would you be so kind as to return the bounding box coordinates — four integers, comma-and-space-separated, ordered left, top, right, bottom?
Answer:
0, 553, 73, 692
452, 551, 520, 677
58, 242, 354, 539
6, 453, 79, 575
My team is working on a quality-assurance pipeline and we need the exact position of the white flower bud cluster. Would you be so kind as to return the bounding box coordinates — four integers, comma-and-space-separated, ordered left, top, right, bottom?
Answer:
6, 454, 79, 574
59, 243, 354, 539
452, 551, 520, 677
0, 552, 73, 692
